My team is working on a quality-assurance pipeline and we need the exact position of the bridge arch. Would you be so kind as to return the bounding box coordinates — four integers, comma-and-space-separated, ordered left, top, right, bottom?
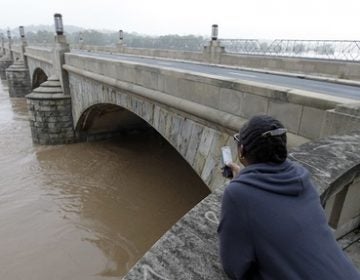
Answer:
76, 103, 150, 141
32, 67, 48, 89
73, 94, 231, 192
69, 74, 235, 191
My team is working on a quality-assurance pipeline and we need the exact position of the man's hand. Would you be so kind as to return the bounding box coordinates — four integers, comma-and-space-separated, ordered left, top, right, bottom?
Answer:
226, 162, 241, 178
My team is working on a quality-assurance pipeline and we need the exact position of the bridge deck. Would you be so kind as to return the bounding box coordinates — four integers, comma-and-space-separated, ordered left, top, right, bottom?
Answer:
73, 50, 360, 101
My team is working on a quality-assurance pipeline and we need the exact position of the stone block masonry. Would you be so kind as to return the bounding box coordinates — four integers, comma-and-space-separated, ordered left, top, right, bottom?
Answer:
6, 60, 32, 97
0, 55, 13, 80
26, 76, 75, 145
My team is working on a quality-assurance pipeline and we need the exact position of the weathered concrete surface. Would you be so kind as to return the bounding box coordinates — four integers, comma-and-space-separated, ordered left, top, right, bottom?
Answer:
123, 132, 360, 279
289, 132, 360, 238
322, 102, 360, 137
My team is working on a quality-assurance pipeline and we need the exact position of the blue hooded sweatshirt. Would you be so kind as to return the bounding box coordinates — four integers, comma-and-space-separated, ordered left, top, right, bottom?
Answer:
218, 159, 360, 280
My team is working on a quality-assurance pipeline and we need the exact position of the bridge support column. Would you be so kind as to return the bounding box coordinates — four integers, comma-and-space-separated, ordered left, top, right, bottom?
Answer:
6, 60, 32, 97
26, 76, 76, 145
5, 29, 31, 97
0, 55, 13, 80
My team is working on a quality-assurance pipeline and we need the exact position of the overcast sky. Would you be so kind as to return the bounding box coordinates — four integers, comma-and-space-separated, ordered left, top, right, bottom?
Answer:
1, 0, 360, 39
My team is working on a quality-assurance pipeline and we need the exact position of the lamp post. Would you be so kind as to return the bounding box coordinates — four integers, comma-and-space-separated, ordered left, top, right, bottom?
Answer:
54, 13, 64, 35
7, 29, 12, 59
52, 13, 70, 96
7, 29, 11, 40
211, 24, 218, 41
0, 33, 4, 55
119, 30, 124, 41
18, 25, 27, 62
19, 26, 25, 38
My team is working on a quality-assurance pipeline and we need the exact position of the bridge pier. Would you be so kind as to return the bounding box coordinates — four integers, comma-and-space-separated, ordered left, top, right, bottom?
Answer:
26, 76, 75, 145
5, 30, 32, 97
6, 59, 32, 97
25, 15, 76, 145
0, 55, 12, 80
0, 34, 4, 58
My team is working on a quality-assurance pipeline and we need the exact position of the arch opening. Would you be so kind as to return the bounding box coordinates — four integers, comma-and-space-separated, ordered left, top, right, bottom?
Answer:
76, 103, 151, 141
32, 68, 48, 89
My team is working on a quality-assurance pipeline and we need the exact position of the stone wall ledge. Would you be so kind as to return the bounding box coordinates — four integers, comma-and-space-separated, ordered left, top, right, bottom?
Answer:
289, 131, 360, 202
26, 93, 71, 100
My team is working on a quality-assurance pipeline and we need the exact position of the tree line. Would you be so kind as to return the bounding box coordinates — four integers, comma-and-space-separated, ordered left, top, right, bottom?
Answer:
3, 29, 207, 52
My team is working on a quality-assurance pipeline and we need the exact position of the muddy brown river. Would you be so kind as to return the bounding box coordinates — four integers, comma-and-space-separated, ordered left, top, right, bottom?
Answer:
0, 80, 209, 279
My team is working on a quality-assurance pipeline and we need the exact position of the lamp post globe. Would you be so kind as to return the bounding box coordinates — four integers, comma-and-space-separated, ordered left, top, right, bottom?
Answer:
211, 24, 218, 41
19, 26, 25, 38
54, 13, 64, 35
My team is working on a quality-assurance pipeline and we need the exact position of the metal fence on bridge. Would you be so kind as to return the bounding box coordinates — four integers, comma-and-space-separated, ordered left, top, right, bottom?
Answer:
8, 35, 360, 61
123, 37, 207, 52
220, 39, 360, 61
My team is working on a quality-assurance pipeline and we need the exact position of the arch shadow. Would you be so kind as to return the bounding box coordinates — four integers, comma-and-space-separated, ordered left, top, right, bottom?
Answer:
76, 103, 151, 141
32, 68, 48, 89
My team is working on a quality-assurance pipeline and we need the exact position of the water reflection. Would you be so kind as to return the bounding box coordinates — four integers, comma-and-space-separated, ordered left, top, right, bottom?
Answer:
0, 80, 210, 279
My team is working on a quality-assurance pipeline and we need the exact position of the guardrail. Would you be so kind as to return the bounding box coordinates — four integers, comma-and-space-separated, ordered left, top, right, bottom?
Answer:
221, 39, 360, 61
122, 37, 207, 52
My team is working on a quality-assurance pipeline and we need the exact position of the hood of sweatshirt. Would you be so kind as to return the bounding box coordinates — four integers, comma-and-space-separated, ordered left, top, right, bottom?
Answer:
232, 160, 309, 196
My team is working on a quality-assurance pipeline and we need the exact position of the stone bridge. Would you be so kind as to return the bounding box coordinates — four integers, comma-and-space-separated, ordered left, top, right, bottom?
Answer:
1, 19, 360, 278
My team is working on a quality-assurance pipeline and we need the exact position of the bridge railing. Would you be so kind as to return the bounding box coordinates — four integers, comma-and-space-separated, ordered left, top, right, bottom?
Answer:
25, 46, 53, 64
221, 39, 360, 61
122, 37, 207, 52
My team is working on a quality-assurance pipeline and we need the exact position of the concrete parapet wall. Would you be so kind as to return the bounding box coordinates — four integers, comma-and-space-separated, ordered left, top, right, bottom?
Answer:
74, 44, 360, 80
25, 47, 54, 83
25, 46, 53, 64
121, 47, 204, 62
220, 53, 360, 81
322, 102, 360, 137
10, 45, 22, 60
64, 52, 355, 141
74, 44, 205, 62
123, 131, 360, 279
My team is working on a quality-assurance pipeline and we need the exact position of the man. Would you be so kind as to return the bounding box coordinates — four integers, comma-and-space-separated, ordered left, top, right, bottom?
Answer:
218, 115, 360, 279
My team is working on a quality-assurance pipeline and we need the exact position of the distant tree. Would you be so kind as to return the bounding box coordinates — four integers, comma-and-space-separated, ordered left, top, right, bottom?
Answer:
314, 43, 335, 55
293, 43, 305, 54
26, 30, 53, 44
